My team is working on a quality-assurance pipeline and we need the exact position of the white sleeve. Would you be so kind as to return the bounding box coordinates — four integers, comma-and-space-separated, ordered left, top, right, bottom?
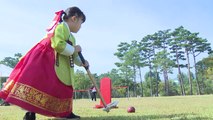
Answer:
60, 43, 75, 56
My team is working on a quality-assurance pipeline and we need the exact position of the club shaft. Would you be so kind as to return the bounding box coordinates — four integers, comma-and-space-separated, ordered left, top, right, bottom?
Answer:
86, 69, 108, 108
78, 52, 108, 109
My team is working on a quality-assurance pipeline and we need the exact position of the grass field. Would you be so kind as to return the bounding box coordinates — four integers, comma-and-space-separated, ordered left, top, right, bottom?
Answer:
0, 95, 213, 120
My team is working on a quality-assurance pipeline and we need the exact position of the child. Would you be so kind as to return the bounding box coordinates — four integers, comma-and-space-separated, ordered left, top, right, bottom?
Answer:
0, 6, 88, 120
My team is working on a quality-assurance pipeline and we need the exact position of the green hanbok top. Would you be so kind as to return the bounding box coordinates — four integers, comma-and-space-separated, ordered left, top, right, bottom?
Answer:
51, 22, 82, 86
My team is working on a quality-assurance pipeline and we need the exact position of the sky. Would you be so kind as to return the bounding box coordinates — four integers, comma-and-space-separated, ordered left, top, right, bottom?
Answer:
0, 0, 213, 78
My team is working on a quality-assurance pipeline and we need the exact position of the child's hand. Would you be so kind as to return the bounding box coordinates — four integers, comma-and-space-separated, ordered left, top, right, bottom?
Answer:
78, 52, 89, 69
74, 45, 82, 53
82, 60, 89, 68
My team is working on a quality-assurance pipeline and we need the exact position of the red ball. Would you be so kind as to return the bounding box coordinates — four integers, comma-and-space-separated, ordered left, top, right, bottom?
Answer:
127, 106, 135, 113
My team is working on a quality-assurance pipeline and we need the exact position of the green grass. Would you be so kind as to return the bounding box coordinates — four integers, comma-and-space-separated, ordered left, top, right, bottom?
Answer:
1, 95, 213, 120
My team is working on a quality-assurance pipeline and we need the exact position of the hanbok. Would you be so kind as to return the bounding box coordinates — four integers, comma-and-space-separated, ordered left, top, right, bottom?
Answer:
0, 10, 77, 117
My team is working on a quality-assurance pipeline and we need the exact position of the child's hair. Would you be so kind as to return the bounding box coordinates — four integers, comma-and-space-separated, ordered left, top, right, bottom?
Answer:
63, 6, 86, 23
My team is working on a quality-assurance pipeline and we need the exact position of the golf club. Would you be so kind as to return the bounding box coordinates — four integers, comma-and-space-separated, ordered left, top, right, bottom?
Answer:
78, 52, 118, 112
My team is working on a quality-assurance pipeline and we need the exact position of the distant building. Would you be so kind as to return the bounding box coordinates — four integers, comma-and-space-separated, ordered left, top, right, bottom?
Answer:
0, 64, 13, 89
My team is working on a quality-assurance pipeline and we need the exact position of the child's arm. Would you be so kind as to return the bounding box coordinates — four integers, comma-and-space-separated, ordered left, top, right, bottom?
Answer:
73, 52, 89, 67
51, 24, 75, 56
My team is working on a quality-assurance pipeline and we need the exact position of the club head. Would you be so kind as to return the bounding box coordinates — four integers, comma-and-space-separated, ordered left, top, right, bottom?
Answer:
103, 107, 110, 112
102, 101, 119, 112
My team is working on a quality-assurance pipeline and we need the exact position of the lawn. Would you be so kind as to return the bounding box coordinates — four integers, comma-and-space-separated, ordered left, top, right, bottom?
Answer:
0, 95, 213, 120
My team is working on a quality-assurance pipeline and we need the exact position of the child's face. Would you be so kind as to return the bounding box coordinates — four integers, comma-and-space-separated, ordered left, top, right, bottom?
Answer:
67, 16, 83, 33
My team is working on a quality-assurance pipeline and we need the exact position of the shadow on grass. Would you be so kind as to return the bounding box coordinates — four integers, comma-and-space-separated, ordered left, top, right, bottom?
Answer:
80, 113, 210, 120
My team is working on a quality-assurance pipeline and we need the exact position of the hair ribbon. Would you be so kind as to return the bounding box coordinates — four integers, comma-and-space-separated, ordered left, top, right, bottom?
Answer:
46, 10, 64, 32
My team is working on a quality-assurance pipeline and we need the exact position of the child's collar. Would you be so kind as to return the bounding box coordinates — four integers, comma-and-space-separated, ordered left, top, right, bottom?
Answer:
64, 22, 71, 33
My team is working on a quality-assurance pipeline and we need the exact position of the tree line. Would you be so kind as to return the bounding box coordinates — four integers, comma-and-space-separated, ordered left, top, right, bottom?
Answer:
1, 26, 213, 98
114, 26, 212, 97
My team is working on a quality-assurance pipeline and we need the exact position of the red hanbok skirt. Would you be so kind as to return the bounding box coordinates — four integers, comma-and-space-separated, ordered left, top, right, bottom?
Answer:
0, 37, 73, 117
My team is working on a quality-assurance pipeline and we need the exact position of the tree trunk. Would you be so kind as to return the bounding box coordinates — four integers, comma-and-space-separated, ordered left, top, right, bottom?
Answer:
201, 72, 205, 94
149, 59, 153, 96
176, 50, 185, 95
163, 70, 167, 95
177, 72, 185, 96
133, 65, 137, 97
155, 69, 159, 97
125, 68, 129, 97
163, 70, 169, 96
139, 67, 143, 97
193, 54, 201, 95
186, 49, 193, 95
149, 69, 153, 96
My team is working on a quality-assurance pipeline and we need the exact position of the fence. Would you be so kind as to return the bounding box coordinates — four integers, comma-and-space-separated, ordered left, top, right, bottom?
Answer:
73, 86, 129, 99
